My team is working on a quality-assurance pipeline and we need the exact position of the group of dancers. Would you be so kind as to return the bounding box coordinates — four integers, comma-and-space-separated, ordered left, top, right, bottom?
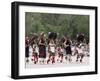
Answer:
25, 32, 89, 64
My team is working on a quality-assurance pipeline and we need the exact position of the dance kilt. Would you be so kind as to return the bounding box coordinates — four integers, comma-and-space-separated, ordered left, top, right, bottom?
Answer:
25, 46, 29, 57
65, 46, 72, 55
39, 45, 46, 58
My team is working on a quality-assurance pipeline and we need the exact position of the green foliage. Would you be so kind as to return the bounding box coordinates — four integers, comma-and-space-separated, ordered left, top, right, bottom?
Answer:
25, 12, 89, 40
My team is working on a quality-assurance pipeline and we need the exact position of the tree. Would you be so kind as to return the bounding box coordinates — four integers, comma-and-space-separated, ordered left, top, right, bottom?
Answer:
25, 12, 89, 40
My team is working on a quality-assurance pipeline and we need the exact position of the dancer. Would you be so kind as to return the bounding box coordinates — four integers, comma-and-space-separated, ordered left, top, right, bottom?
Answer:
76, 45, 85, 62
47, 39, 56, 64
25, 36, 30, 63
64, 37, 72, 62
57, 45, 64, 63
38, 32, 46, 64
31, 44, 39, 64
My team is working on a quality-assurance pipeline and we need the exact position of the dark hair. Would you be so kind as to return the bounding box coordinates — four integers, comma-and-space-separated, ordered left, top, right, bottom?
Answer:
48, 32, 57, 40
